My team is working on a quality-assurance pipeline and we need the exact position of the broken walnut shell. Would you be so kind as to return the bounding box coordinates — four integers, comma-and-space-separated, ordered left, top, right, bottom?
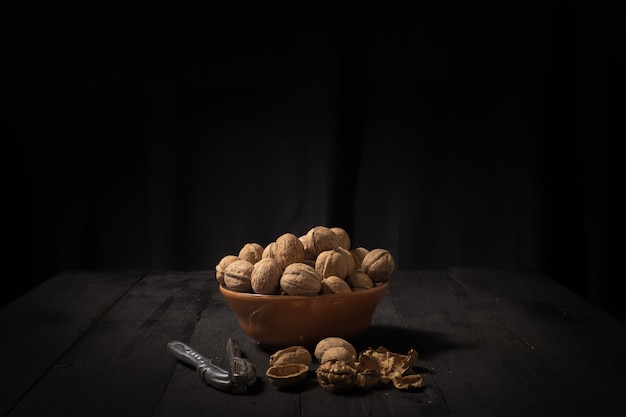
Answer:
266, 363, 309, 389
269, 346, 313, 367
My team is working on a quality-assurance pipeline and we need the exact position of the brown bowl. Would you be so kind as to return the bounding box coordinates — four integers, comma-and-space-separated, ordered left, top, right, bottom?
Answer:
219, 282, 389, 349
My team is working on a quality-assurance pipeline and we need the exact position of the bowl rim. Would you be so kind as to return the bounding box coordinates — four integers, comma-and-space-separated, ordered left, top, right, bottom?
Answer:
219, 280, 390, 300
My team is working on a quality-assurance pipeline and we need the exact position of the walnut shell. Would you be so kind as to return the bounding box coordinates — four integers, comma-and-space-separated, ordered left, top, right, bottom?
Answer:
238, 242, 264, 264
250, 258, 282, 295
316, 360, 357, 392
330, 227, 351, 250
355, 353, 381, 389
269, 346, 312, 367
215, 254, 239, 285
223, 259, 254, 292
346, 272, 374, 292
337, 247, 356, 276
303, 226, 340, 260
361, 248, 395, 283
314, 337, 357, 362
315, 249, 349, 279
350, 247, 369, 271
273, 232, 306, 269
320, 276, 352, 295
266, 363, 309, 389
320, 346, 356, 366
280, 263, 322, 296
262, 242, 275, 259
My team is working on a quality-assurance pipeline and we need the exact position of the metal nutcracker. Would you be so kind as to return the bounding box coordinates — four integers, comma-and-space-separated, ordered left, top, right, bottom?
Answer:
167, 338, 256, 394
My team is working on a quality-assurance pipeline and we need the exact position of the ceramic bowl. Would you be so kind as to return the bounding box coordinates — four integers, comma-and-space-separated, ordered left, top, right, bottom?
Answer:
219, 282, 389, 349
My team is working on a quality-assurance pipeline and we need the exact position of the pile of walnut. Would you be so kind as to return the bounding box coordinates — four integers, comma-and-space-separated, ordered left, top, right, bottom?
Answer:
215, 225, 395, 295
265, 337, 423, 392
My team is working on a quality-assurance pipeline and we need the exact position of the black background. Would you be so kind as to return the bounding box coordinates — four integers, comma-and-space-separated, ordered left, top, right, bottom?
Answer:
9, 1, 625, 320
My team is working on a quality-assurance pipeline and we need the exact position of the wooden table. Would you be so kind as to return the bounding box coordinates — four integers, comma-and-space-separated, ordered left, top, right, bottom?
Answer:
1, 268, 624, 417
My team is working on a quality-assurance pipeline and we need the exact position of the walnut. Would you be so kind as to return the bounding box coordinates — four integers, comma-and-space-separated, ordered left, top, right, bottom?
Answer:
250, 258, 282, 295
320, 276, 352, 295
280, 263, 322, 296
320, 346, 356, 366
269, 346, 312, 367
314, 337, 357, 362
238, 242, 264, 265
266, 363, 309, 389
330, 227, 351, 250
223, 259, 254, 292
303, 226, 340, 260
361, 248, 395, 283
315, 249, 349, 279
349, 247, 369, 271
262, 242, 275, 259
346, 272, 374, 292
316, 360, 357, 392
273, 232, 305, 269
215, 254, 239, 285
337, 247, 356, 276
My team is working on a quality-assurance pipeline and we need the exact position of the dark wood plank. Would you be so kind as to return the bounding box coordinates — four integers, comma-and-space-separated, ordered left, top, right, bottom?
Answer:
387, 270, 606, 416
0, 271, 146, 416
449, 267, 626, 417
6, 271, 211, 417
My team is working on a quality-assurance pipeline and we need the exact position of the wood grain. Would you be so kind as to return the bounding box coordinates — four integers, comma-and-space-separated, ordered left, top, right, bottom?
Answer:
0, 271, 145, 416
5, 271, 209, 417
2, 269, 624, 417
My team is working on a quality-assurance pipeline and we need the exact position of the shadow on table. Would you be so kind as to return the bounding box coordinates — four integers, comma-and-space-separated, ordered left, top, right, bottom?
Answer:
353, 324, 477, 361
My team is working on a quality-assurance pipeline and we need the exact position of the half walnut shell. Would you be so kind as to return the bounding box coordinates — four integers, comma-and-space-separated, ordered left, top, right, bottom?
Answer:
266, 363, 309, 389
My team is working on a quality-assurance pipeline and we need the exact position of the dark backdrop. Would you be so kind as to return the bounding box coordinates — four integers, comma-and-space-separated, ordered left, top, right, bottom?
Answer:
9, 1, 625, 320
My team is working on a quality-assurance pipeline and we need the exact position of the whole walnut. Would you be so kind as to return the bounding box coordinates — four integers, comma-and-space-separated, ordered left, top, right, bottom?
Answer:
320, 276, 352, 295
262, 242, 275, 259
302, 226, 340, 260
320, 346, 356, 366
223, 259, 254, 292
361, 248, 395, 283
315, 249, 349, 279
238, 242, 264, 265
337, 247, 356, 276
330, 227, 351, 250
346, 272, 374, 292
215, 254, 239, 285
280, 263, 322, 296
350, 247, 369, 271
250, 258, 282, 295
314, 337, 357, 362
273, 232, 306, 269
316, 360, 357, 393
